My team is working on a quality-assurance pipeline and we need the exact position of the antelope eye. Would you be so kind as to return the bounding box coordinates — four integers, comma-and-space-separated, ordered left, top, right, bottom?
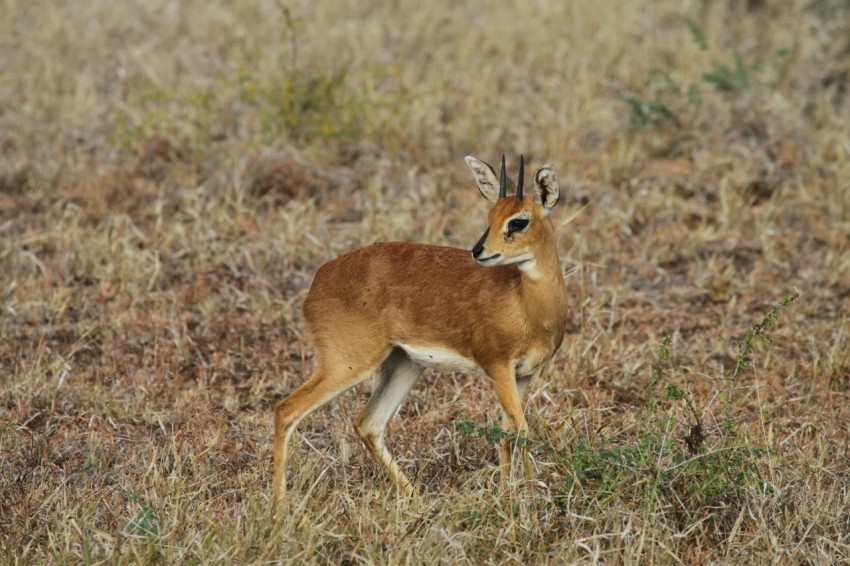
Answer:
507, 218, 529, 233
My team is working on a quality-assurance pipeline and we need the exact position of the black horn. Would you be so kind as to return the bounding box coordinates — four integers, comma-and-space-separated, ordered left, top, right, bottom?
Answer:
516, 154, 524, 201
499, 154, 507, 199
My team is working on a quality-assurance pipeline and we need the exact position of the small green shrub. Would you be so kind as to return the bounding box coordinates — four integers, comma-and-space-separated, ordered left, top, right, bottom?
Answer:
457, 293, 798, 540
82, 457, 165, 556
118, 65, 372, 152
238, 67, 370, 142
117, 4, 376, 151
621, 16, 794, 154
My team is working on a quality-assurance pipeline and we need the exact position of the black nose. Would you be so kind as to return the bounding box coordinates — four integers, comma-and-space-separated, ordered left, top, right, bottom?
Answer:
471, 243, 483, 259
471, 227, 490, 259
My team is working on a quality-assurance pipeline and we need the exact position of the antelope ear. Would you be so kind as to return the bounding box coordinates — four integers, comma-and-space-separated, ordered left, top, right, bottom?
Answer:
533, 164, 559, 210
465, 156, 501, 202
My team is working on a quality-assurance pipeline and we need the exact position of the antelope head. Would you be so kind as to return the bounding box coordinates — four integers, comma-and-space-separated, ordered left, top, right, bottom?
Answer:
465, 154, 560, 270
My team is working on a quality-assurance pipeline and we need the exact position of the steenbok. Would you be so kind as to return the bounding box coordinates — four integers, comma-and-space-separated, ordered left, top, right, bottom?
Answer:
273, 155, 568, 505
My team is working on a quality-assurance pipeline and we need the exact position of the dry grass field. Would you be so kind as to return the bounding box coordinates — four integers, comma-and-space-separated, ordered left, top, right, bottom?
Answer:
2, 0, 850, 563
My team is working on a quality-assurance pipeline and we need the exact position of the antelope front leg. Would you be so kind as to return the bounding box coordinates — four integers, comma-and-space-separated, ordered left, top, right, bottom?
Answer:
488, 366, 529, 490
514, 374, 535, 478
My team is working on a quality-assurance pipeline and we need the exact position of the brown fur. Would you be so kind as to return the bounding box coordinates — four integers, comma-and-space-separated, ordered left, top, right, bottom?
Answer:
272, 158, 568, 507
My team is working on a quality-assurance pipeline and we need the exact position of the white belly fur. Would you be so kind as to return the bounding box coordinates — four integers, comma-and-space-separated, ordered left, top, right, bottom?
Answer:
397, 343, 479, 371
